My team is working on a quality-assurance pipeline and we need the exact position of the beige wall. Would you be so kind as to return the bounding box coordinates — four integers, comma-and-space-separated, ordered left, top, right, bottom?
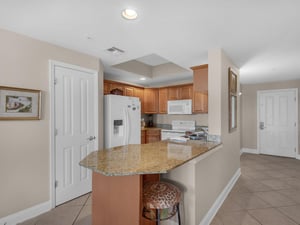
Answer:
0, 28, 103, 218
241, 80, 300, 153
154, 113, 208, 126
195, 49, 240, 223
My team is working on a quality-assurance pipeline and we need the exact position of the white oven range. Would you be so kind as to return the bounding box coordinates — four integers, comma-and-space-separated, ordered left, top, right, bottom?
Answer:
161, 120, 195, 140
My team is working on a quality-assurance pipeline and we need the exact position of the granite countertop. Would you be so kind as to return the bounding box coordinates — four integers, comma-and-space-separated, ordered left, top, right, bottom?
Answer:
80, 140, 221, 176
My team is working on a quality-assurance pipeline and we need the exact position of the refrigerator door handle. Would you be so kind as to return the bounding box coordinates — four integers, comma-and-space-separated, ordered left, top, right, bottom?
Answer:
123, 108, 127, 146
126, 108, 130, 145
123, 107, 130, 145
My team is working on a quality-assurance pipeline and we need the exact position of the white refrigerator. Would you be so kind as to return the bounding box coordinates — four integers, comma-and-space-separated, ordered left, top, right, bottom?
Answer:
104, 95, 141, 148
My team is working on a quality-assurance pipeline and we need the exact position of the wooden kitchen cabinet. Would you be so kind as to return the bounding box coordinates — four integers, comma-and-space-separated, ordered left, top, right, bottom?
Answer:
124, 86, 134, 96
104, 80, 125, 95
158, 88, 168, 114
193, 91, 208, 113
168, 86, 180, 100
145, 129, 161, 143
141, 130, 146, 144
143, 88, 159, 114
168, 84, 193, 100
191, 64, 208, 113
180, 84, 193, 99
141, 129, 161, 144
133, 87, 144, 113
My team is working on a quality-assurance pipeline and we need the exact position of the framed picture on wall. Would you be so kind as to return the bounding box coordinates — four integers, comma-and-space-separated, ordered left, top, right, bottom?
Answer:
228, 68, 237, 132
0, 86, 41, 120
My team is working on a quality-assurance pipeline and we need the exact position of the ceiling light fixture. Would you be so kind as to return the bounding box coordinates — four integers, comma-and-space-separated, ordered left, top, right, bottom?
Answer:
139, 77, 146, 81
106, 47, 125, 56
122, 8, 138, 20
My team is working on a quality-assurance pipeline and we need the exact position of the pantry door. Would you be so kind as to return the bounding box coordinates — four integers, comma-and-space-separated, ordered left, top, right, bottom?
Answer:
51, 61, 98, 206
258, 89, 298, 158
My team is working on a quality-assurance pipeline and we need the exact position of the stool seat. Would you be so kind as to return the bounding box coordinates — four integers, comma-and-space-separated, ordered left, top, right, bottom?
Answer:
143, 181, 181, 224
143, 181, 181, 209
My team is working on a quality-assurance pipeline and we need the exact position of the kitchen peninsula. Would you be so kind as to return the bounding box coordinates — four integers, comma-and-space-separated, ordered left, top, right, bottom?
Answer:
80, 139, 221, 225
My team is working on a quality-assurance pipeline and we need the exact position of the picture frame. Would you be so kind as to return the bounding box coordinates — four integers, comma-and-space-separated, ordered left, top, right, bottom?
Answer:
0, 86, 41, 120
229, 68, 237, 95
228, 68, 237, 132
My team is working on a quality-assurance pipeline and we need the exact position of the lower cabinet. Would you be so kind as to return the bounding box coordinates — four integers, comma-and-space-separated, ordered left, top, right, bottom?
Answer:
141, 129, 161, 144
141, 130, 146, 144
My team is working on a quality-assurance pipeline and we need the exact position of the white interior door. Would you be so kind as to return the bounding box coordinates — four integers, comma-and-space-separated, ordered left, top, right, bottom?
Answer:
258, 89, 298, 158
54, 64, 98, 206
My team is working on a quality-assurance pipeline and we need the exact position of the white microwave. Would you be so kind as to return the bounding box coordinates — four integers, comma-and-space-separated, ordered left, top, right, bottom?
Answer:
167, 99, 192, 114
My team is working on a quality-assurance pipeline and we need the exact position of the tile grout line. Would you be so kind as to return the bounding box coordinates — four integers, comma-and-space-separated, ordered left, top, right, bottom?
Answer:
275, 204, 300, 225
72, 194, 91, 225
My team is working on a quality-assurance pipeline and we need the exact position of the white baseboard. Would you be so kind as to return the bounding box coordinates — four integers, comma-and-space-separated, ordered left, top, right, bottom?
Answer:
0, 201, 51, 225
241, 148, 259, 154
199, 168, 241, 225
297, 154, 300, 160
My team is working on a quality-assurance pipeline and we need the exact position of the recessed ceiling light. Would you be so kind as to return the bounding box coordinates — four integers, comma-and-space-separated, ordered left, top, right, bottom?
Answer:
139, 77, 146, 81
122, 8, 138, 20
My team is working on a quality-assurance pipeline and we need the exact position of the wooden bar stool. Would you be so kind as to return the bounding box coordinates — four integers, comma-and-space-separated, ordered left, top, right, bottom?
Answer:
143, 181, 181, 225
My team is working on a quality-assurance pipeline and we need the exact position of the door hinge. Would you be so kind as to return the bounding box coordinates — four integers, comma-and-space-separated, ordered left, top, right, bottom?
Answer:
295, 122, 297, 127
55, 180, 58, 188
54, 78, 58, 85
55, 128, 58, 136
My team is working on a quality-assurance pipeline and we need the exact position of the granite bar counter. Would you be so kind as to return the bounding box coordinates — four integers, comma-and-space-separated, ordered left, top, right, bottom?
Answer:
79, 140, 221, 225
80, 140, 221, 176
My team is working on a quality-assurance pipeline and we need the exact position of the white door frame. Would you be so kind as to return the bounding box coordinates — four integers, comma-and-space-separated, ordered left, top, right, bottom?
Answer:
257, 88, 298, 158
49, 60, 99, 208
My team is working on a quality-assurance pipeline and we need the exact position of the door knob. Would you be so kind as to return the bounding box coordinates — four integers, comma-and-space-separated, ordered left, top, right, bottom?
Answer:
87, 136, 96, 141
259, 122, 266, 130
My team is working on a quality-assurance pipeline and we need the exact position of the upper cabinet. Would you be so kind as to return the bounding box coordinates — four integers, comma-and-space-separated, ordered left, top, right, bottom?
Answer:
179, 84, 193, 99
133, 87, 144, 113
104, 72, 207, 114
144, 88, 159, 114
104, 80, 145, 113
158, 88, 168, 114
167, 86, 180, 100
167, 84, 193, 100
124, 86, 134, 96
191, 64, 208, 113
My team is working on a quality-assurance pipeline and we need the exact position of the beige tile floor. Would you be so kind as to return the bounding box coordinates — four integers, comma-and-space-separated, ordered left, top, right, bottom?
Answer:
18, 153, 300, 225
211, 153, 300, 225
18, 193, 92, 225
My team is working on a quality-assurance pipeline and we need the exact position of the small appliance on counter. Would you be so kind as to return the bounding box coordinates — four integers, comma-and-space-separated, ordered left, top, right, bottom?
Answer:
147, 114, 153, 127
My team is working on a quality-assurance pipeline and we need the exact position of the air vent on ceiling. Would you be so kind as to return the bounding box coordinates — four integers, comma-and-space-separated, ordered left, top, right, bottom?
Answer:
106, 47, 125, 55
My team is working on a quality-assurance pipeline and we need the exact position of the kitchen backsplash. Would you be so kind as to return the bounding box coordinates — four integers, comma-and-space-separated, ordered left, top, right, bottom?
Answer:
154, 114, 208, 127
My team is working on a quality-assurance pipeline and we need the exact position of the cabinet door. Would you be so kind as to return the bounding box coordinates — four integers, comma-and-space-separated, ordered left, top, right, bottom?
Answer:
133, 87, 144, 113
168, 87, 179, 100
192, 65, 208, 92
145, 130, 161, 143
144, 88, 158, 114
141, 130, 146, 144
104, 81, 111, 95
191, 64, 208, 113
158, 88, 168, 114
110, 83, 124, 94
180, 85, 193, 99
193, 91, 208, 113
124, 86, 134, 96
